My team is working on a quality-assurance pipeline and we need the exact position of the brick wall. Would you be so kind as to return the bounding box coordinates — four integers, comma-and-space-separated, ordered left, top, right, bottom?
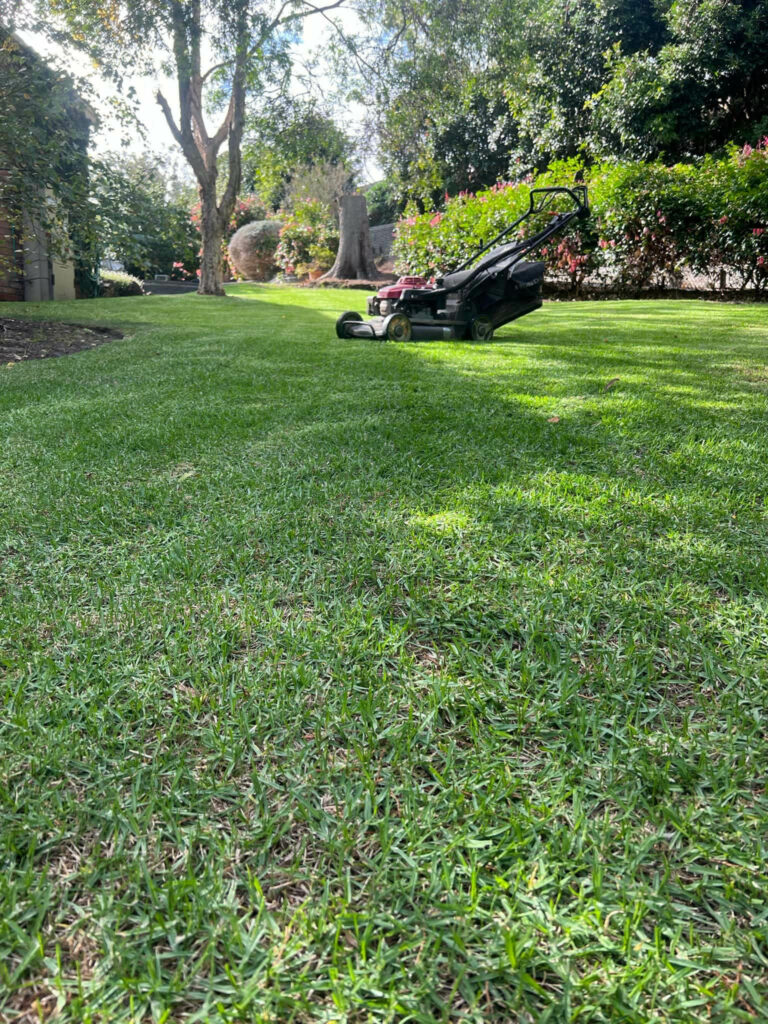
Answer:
0, 169, 24, 301
0, 216, 24, 302
370, 222, 395, 260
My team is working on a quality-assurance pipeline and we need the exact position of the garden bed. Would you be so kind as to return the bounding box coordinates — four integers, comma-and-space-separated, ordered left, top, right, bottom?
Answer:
0, 318, 123, 363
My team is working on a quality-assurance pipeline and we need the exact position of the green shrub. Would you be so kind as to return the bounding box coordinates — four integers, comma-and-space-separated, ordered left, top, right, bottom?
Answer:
365, 180, 402, 226
99, 269, 145, 297
228, 220, 282, 281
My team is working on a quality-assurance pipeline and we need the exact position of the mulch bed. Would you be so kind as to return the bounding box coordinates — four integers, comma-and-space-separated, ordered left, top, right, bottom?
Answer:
0, 318, 124, 363
311, 275, 398, 290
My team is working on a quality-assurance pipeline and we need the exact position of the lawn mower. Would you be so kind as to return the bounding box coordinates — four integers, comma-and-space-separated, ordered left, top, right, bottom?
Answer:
336, 185, 589, 342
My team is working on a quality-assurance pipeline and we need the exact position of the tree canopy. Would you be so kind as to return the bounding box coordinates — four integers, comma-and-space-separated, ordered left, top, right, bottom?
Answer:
350, 0, 768, 206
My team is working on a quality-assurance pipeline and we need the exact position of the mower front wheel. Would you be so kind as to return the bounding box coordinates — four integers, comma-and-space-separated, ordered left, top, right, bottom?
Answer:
470, 315, 494, 342
335, 311, 363, 338
383, 313, 412, 342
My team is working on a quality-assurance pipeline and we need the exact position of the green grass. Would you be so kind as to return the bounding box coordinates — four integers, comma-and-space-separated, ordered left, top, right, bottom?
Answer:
2, 285, 768, 1022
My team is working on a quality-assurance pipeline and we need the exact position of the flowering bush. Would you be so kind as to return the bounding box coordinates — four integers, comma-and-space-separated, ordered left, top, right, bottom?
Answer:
393, 145, 768, 293
170, 260, 196, 281
394, 162, 602, 291
587, 161, 691, 288
273, 198, 339, 276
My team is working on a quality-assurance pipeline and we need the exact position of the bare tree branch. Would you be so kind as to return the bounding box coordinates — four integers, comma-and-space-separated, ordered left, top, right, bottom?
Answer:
156, 89, 207, 181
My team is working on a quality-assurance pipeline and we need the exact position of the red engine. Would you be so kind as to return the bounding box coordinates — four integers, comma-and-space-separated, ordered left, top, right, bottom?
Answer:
366, 275, 434, 316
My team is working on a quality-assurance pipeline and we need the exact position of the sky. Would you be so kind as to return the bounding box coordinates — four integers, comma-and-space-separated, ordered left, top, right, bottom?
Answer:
18, 6, 381, 184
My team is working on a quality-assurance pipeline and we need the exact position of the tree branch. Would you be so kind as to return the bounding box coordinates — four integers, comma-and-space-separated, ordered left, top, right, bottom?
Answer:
210, 92, 236, 152
156, 89, 207, 182
247, 0, 347, 61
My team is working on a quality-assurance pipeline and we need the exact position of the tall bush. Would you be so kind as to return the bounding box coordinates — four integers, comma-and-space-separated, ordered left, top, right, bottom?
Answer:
392, 144, 768, 293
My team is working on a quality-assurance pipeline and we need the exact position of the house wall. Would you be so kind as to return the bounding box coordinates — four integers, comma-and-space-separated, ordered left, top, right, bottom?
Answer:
52, 256, 76, 300
22, 217, 53, 301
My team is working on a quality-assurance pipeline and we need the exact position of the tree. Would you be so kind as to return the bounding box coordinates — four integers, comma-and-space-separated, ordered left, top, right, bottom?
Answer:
505, 0, 668, 168
12, 0, 346, 295
377, 60, 518, 207
364, 179, 402, 226
346, 0, 526, 206
589, 0, 768, 160
358, 0, 767, 195
243, 96, 355, 209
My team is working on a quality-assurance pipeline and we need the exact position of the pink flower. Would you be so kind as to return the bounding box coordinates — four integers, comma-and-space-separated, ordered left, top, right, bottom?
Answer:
758, 257, 765, 267
753, 228, 765, 236
719, 216, 728, 224
430, 213, 443, 227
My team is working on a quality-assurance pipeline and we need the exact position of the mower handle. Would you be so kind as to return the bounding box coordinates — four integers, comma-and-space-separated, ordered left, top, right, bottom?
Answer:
451, 185, 589, 274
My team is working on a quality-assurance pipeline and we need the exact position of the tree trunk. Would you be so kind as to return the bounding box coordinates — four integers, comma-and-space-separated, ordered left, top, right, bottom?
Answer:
155, 0, 346, 295
198, 187, 225, 296
320, 192, 379, 281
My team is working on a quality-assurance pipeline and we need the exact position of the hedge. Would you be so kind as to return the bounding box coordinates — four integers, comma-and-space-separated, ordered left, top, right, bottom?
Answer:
392, 143, 768, 293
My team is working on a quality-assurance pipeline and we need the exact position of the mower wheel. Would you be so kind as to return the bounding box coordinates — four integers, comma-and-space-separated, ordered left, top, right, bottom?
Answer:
383, 313, 412, 342
336, 311, 363, 338
470, 315, 494, 341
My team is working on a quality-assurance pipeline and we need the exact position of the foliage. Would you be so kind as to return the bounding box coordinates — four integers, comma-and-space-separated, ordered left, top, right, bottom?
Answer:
509, 0, 667, 167
351, 0, 768, 198
244, 97, 356, 210
364, 179, 402, 226
2, 287, 768, 1021
91, 152, 200, 280
377, 57, 518, 208
98, 268, 145, 296
274, 197, 339, 275
393, 145, 768, 292
282, 162, 352, 214
590, 0, 768, 161
0, 29, 93, 272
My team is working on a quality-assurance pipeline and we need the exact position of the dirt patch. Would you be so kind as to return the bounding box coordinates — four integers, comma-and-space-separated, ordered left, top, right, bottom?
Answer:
0, 318, 123, 364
